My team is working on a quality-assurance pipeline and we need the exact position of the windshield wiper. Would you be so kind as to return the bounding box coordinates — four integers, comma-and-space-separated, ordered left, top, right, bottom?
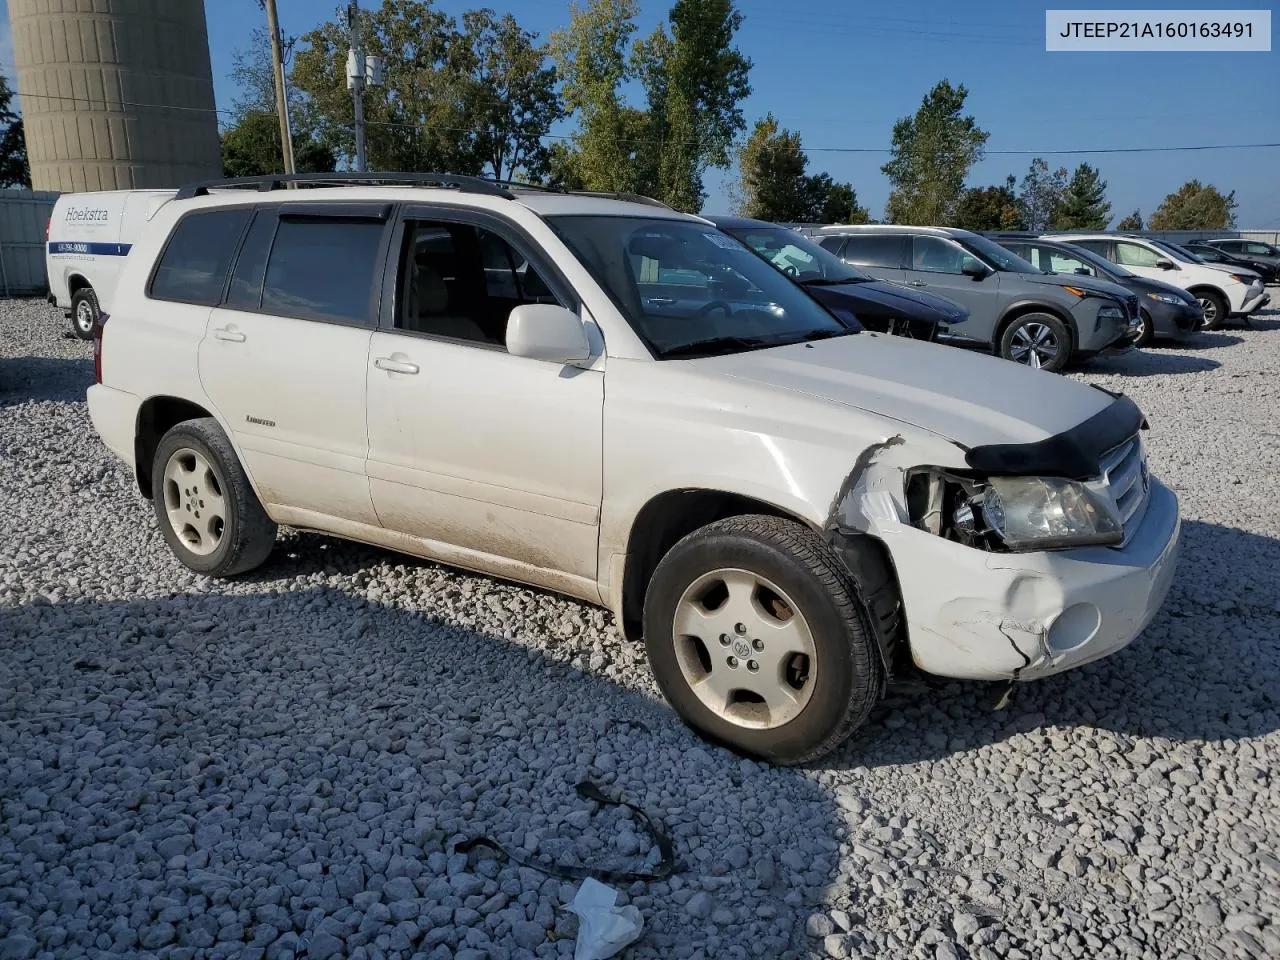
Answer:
659, 335, 778, 358
782, 328, 856, 344
800, 277, 864, 286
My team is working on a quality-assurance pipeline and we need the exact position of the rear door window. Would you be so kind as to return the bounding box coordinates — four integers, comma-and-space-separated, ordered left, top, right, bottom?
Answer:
1069, 238, 1112, 260
839, 234, 906, 268
224, 213, 278, 311
261, 217, 386, 324
150, 208, 253, 305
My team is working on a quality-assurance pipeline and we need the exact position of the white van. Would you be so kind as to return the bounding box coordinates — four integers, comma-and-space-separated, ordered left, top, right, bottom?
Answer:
46, 190, 175, 339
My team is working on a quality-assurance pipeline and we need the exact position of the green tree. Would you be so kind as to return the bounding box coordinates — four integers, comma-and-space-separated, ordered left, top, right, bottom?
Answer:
221, 110, 336, 177
1116, 209, 1143, 231
1017, 157, 1068, 231
550, 0, 644, 193
633, 0, 751, 211
0, 75, 31, 188
461, 10, 563, 181
1052, 162, 1111, 230
229, 27, 308, 125
952, 176, 1024, 231
292, 0, 481, 173
1149, 180, 1238, 230
735, 115, 866, 223
882, 80, 988, 225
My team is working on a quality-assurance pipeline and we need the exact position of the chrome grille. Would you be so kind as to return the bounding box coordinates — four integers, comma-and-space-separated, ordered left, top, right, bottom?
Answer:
1099, 434, 1149, 540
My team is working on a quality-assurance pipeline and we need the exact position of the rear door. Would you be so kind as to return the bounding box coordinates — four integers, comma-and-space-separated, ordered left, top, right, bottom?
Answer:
197, 203, 392, 525
836, 234, 908, 284
901, 235, 1001, 345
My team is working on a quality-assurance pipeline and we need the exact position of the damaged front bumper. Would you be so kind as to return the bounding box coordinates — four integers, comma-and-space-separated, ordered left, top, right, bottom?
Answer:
885, 478, 1180, 681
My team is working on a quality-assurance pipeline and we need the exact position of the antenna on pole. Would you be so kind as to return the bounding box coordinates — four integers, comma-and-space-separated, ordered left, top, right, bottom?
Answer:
345, 0, 371, 173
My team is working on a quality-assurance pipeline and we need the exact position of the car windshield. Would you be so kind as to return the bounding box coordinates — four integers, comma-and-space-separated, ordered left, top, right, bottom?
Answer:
720, 224, 875, 284
1055, 242, 1135, 278
958, 234, 1041, 273
549, 216, 852, 358
1152, 239, 1203, 263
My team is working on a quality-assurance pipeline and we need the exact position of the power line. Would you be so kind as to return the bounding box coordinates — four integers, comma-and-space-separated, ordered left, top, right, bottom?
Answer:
806, 142, 1280, 156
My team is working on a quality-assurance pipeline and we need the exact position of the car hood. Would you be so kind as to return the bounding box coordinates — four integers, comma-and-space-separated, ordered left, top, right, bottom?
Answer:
697, 332, 1115, 449
1198, 261, 1261, 281
1015, 270, 1133, 300
805, 279, 969, 322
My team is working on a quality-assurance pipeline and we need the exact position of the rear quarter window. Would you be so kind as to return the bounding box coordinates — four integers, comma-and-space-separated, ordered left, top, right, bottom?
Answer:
149, 209, 253, 306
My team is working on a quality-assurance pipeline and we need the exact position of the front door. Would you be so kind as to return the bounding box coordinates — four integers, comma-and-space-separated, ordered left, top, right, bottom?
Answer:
198, 204, 391, 525
364, 209, 604, 594
903, 235, 1002, 345
1111, 239, 1178, 285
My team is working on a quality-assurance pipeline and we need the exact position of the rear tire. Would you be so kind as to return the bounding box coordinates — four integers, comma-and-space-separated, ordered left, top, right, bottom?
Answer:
999, 312, 1071, 372
1195, 290, 1228, 331
642, 515, 883, 765
151, 418, 277, 577
70, 288, 100, 341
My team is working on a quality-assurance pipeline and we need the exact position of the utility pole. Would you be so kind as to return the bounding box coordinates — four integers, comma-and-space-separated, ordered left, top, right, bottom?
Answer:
263, 0, 296, 175
347, 0, 367, 173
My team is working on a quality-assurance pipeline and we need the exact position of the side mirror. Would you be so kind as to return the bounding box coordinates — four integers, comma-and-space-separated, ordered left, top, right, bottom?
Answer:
506, 304, 590, 364
961, 259, 989, 279
1073, 267, 1091, 276
1155, 258, 1176, 270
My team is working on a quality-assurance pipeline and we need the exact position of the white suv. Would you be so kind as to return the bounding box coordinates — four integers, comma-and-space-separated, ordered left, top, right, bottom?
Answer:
1056, 233, 1269, 330
86, 174, 1181, 763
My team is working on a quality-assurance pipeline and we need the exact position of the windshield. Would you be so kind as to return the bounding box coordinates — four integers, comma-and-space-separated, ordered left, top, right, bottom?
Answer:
1152, 239, 1204, 263
958, 234, 1042, 273
720, 224, 875, 284
549, 216, 851, 358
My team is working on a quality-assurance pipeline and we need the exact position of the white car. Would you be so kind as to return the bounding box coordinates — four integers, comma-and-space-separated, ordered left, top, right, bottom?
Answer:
1056, 233, 1269, 330
46, 189, 175, 339
86, 174, 1181, 763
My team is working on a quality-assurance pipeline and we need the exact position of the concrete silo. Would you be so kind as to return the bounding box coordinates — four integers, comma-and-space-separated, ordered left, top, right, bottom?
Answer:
8, 0, 223, 192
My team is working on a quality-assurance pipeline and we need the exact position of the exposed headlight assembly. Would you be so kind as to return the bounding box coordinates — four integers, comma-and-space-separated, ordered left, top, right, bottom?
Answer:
906, 469, 1123, 552
981, 477, 1123, 550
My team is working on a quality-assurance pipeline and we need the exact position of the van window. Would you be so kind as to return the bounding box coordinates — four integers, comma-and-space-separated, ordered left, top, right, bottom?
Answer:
839, 234, 907, 269
150, 209, 253, 306
261, 217, 385, 324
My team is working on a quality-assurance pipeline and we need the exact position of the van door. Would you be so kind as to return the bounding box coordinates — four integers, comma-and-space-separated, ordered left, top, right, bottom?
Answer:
197, 204, 391, 526
901, 235, 1002, 345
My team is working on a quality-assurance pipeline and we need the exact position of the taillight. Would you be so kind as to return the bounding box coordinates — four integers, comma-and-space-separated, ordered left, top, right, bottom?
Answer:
93, 312, 109, 384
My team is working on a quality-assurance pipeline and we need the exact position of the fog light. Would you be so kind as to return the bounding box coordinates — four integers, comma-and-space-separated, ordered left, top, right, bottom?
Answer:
1047, 603, 1101, 653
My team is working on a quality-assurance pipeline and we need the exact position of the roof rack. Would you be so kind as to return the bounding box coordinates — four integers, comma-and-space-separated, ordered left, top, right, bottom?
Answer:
568, 190, 672, 209
174, 172, 515, 201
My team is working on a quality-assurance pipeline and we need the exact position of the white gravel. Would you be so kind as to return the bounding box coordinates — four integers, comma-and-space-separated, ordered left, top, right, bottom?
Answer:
2, 299, 1278, 960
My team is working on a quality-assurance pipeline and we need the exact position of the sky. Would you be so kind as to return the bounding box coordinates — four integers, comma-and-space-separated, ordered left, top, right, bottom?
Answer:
3, 0, 1278, 224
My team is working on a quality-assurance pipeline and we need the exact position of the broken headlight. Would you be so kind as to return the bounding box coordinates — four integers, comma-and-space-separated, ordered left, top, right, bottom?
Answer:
981, 476, 1122, 551
906, 470, 1123, 552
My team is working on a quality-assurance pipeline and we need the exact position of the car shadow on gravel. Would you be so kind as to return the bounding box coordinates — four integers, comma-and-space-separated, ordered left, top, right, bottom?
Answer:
0, 588, 847, 958
1079, 351, 1222, 377
0, 355, 93, 406
829, 519, 1280, 770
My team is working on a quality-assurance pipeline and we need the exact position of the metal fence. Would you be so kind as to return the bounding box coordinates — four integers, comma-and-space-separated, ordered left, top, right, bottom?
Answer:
0, 188, 60, 297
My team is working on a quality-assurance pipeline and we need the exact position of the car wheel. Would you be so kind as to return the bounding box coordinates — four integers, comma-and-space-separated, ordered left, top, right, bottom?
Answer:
1196, 291, 1228, 331
999, 313, 1070, 372
642, 515, 883, 764
70, 287, 100, 341
1134, 308, 1155, 346
151, 418, 277, 577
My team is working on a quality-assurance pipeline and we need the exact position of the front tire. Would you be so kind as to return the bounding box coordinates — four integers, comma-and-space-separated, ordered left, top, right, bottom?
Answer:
1134, 308, 1155, 346
1195, 290, 1228, 331
999, 312, 1070, 372
642, 516, 883, 764
151, 418, 277, 577
70, 288, 100, 341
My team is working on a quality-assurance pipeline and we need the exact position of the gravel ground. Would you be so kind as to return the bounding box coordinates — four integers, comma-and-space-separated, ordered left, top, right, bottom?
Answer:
2, 299, 1278, 960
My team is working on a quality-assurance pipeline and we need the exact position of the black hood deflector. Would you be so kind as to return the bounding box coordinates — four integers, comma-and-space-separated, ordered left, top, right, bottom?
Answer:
964, 392, 1146, 480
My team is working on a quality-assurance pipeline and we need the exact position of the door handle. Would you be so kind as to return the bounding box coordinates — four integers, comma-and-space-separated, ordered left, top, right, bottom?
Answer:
212, 326, 246, 343
374, 357, 420, 375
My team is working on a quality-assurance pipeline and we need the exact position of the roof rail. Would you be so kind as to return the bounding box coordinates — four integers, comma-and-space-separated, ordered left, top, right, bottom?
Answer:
569, 190, 673, 209
174, 172, 515, 201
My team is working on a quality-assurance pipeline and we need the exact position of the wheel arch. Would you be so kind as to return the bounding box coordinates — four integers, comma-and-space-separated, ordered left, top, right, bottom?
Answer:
995, 300, 1078, 351
134, 396, 217, 498
67, 273, 94, 296
1185, 283, 1229, 306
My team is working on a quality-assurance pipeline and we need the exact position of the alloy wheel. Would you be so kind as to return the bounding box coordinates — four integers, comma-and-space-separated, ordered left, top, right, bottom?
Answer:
162, 448, 227, 556
74, 299, 96, 335
672, 568, 816, 730
1198, 297, 1218, 327
1009, 322, 1060, 369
